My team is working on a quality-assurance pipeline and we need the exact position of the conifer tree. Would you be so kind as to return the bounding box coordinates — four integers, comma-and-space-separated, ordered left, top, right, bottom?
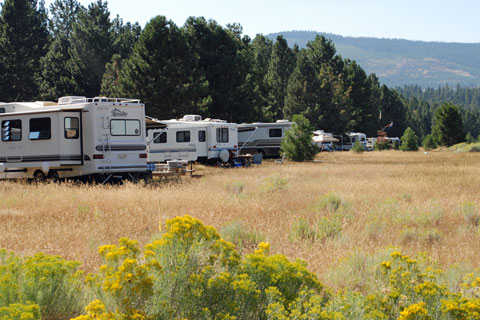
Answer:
0, 0, 49, 101
67, 0, 113, 97
280, 114, 318, 162
38, 0, 81, 100
431, 103, 464, 147
265, 35, 295, 121
400, 127, 419, 151
116, 16, 207, 119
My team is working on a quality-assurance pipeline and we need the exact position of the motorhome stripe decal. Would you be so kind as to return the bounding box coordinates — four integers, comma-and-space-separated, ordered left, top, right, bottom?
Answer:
95, 144, 146, 151
149, 148, 196, 153
0, 155, 83, 162
97, 165, 147, 170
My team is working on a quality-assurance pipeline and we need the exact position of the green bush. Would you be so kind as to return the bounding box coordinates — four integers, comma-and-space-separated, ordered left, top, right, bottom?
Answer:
220, 221, 265, 253
351, 140, 364, 153
374, 139, 391, 151
422, 134, 437, 150
400, 127, 419, 151
466, 132, 475, 144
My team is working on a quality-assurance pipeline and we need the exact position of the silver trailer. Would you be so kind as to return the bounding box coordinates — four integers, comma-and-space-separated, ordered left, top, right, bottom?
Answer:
237, 120, 293, 158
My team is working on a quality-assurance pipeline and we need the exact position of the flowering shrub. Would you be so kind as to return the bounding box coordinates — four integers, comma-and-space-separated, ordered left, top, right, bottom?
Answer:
6, 216, 480, 319
0, 249, 82, 320
0, 303, 41, 320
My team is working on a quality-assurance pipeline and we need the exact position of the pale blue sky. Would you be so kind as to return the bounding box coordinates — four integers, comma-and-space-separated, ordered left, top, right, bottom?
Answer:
42, 0, 480, 43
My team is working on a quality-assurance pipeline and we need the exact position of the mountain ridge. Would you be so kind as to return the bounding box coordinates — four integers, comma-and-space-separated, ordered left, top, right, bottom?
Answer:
266, 31, 480, 88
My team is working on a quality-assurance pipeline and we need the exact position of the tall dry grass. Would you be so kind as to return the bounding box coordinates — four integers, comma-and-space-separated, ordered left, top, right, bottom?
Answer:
1, 150, 480, 288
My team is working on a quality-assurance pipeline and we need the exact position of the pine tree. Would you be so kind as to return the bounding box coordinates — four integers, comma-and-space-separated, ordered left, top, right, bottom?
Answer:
280, 114, 318, 162
422, 134, 437, 150
116, 16, 206, 119
184, 17, 251, 122
265, 35, 295, 121
400, 127, 419, 151
38, 0, 81, 100
67, 0, 113, 97
0, 0, 49, 101
465, 132, 474, 144
431, 103, 464, 147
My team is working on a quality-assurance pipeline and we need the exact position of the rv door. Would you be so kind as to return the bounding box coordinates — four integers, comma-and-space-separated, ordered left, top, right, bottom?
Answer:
2, 119, 22, 162
59, 111, 83, 165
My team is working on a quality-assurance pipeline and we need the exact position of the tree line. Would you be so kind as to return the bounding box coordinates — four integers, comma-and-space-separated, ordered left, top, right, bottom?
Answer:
0, 0, 475, 143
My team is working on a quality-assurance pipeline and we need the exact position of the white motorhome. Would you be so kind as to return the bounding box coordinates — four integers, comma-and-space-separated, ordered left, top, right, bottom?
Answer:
312, 130, 338, 151
0, 96, 148, 182
237, 120, 293, 157
146, 115, 238, 164
338, 132, 367, 151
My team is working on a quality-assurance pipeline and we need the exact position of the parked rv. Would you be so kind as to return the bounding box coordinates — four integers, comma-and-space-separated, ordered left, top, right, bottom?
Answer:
0, 96, 148, 182
146, 115, 238, 164
337, 132, 367, 151
367, 136, 400, 150
312, 130, 338, 151
237, 120, 294, 158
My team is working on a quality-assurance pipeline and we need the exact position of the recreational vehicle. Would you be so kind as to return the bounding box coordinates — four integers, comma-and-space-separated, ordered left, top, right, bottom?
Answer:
312, 130, 338, 151
146, 115, 238, 164
338, 132, 367, 151
0, 96, 148, 182
237, 120, 294, 157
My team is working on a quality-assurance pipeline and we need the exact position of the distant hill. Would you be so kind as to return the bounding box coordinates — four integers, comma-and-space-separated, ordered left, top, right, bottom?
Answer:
267, 31, 480, 88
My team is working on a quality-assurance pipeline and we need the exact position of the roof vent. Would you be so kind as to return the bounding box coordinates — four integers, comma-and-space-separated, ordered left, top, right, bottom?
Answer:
182, 115, 202, 121
58, 96, 86, 105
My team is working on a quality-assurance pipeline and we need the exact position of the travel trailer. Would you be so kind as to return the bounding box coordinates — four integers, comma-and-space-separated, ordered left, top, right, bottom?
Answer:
237, 120, 294, 157
366, 136, 400, 150
338, 132, 367, 151
312, 130, 338, 151
0, 96, 148, 182
146, 115, 238, 164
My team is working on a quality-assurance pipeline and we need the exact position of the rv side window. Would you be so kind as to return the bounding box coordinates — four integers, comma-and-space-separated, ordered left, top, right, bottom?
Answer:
110, 119, 141, 136
216, 128, 229, 143
29, 117, 51, 140
0, 108, 5, 113
176, 131, 190, 142
198, 130, 206, 142
64, 117, 79, 139
2, 119, 21, 141
153, 132, 167, 143
269, 128, 282, 137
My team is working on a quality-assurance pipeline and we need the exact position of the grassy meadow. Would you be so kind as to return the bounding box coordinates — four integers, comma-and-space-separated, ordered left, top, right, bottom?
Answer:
1, 150, 480, 291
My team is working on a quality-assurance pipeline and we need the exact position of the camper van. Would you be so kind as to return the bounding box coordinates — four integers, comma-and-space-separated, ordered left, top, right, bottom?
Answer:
146, 115, 238, 164
0, 96, 148, 182
237, 120, 294, 157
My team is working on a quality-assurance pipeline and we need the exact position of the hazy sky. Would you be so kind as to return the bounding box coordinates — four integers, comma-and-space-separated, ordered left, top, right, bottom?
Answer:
41, 0, 480, 43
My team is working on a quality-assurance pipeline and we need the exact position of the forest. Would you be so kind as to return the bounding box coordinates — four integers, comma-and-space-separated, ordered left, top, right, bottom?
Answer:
0, 0, 479, 140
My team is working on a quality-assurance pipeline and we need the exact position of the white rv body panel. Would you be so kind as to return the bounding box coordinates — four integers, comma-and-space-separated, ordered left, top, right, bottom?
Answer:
340, 132, 367, 150
0, 97, 147, 180
237, 120, 293, 157
146, 115, 238, 163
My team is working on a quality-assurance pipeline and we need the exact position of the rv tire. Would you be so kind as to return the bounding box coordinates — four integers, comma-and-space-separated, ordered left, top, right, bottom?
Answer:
47, 171, 60, 183
33, 170, 46, 183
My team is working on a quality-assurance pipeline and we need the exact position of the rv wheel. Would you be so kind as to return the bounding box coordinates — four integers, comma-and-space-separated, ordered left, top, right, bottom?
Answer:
47, 171, 60, 183
33, 170, 46, 183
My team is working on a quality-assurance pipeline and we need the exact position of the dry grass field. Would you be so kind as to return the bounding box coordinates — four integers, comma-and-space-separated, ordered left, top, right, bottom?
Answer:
1, 150, 480, 290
